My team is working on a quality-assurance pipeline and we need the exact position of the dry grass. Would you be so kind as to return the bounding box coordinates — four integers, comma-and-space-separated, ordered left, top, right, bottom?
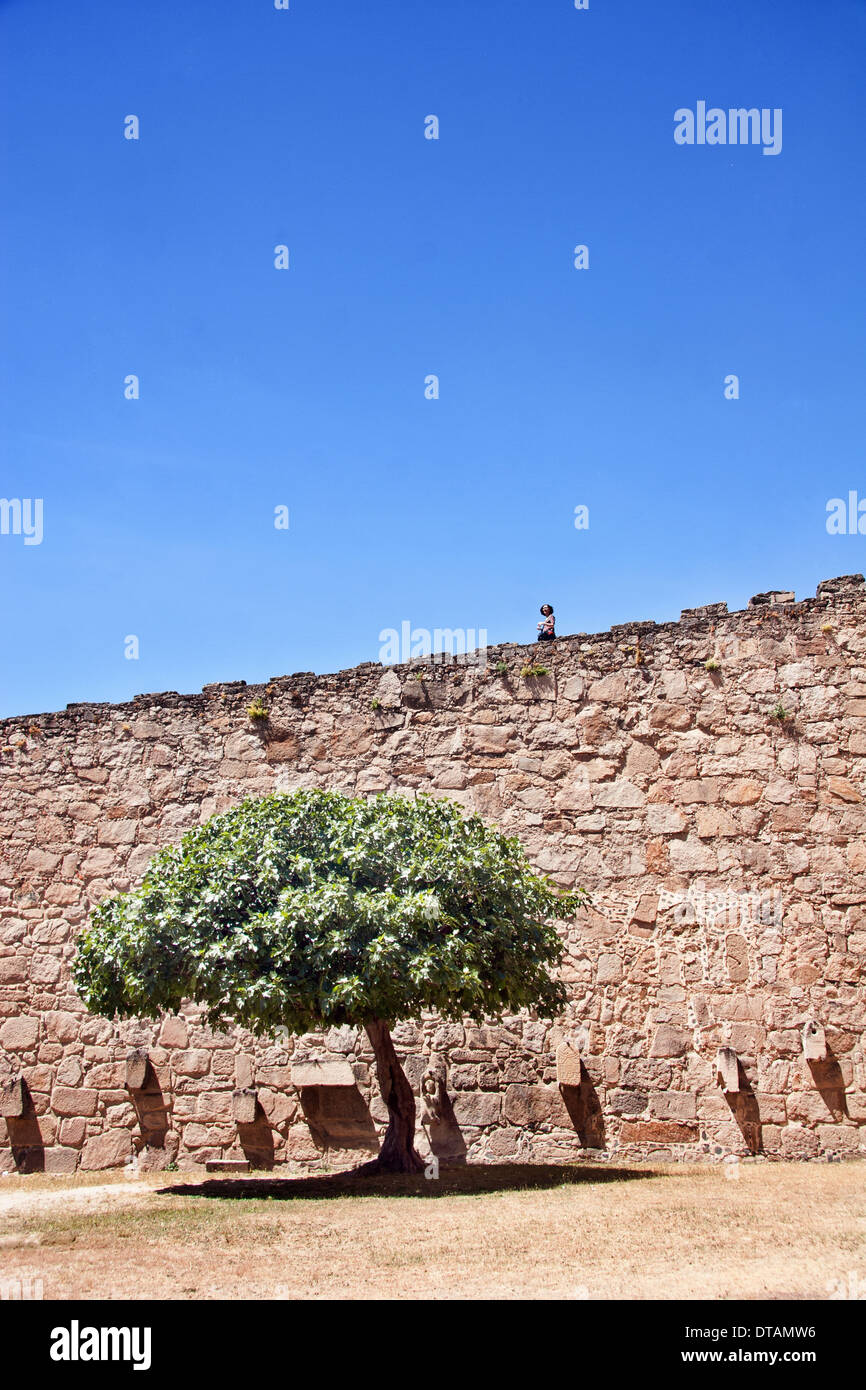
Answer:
0, 1160, 863, 1300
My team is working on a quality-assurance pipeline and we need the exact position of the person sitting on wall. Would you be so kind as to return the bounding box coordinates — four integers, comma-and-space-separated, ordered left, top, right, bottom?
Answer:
537, 604, 556, 641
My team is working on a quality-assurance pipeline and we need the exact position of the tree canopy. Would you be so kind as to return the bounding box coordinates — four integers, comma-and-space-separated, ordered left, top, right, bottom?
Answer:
73, 789, 581, 1035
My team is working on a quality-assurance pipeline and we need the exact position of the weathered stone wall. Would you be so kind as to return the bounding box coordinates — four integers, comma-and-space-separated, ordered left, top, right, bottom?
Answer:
1, 574, 865, 1173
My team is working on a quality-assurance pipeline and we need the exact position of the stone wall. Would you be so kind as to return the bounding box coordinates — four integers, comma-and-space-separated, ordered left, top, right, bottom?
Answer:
1, 574, 865, 1173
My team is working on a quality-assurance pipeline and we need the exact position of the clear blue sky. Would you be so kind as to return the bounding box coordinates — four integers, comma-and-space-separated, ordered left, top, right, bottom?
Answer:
1, 0, 865, 718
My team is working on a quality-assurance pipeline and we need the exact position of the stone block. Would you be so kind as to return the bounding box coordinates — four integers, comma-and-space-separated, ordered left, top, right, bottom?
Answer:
749, 590, 795, 607
159, 1017, 189, 1048
802, 1019, 827, 1061
754, 1093, 787, 1125
786, 1092, 838, 1125
291, 1059, 355, 1087
597, 953, 623, 984
593, 780, 645, 809
646, 805, 687, 834
232, 1088, 258, 1124
696, 807, 739, 838
555, 1041, 582, 1088
608, 1089, 648, 1116
502, 1084, 569, 1127
44, 1011, 81, 1044
451, 1091, 503, 1126
81, 1130, 132, 1169
484, 1127, 521, 1156
125, 1049, 149, 1090
816, 1124, 862, 1154
0, 1016, 39, 1051
195, 1093, 234, 1122
826, 777, 861, 804
97, 820, 138, 846
650, 1091, 697, 1122
52, 1086, 99, 1117
59, 1117, 87, 1146
649, 1025, 689, 1058
725, 934, 750, 983
778, 1125, 821, 1159
44, 1147, 79, 1174
649, 703, 692, 731
618, 1120, 698, 1144
715, 1047, 739, 1094
0, 1076, 25, 1117
173, 1050, 211, 1078
723, 780, 763, 805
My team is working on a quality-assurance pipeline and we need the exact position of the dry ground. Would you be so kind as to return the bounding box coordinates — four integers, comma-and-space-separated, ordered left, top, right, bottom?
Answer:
0, 1160, 863, 1300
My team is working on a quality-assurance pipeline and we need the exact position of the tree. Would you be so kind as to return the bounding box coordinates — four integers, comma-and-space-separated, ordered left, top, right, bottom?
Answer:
73, 790, 583, 1172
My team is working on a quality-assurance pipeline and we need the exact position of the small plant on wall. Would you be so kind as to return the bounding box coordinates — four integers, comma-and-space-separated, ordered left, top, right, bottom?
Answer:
705, 659, 720, 672
769, 701, 791, 723
521, 663, 549, 679
620, 641, 645, 667
247, 699, 269, 723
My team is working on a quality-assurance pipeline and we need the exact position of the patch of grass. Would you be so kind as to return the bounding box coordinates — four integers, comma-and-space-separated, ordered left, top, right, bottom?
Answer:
247, 699, 269, 722
1, 1163, 862, 1301
521, 663, 549, 679
704, 659, 720, 672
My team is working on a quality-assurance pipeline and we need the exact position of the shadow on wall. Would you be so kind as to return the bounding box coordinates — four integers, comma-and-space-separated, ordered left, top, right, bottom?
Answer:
238, 1100, 276, 1170
724, 1062, 763, 1155
559, 1073, 606, 1150
808, 1051, 852, 1122
163, 1161, 661, 1202
3, 1080, 45, 1172
129, 1062, 171, 1152
298, 1084, 379, 1156
424, 1088, 468, 1166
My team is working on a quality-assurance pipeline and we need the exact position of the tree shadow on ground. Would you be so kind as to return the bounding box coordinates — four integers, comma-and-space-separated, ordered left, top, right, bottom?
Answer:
161, 1162, 661, 1202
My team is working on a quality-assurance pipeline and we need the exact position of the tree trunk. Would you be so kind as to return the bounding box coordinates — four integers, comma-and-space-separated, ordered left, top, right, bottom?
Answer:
364, 1018, 425, 1173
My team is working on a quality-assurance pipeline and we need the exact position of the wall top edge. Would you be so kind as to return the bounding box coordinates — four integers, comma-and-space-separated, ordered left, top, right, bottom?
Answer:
2, 574, 863, 730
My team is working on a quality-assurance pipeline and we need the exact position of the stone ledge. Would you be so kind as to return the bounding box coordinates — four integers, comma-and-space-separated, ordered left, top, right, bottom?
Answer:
291, 1059, 356, 1088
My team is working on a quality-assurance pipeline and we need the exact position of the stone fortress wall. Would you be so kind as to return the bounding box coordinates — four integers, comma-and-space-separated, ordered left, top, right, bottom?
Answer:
1, 574, 865, 1173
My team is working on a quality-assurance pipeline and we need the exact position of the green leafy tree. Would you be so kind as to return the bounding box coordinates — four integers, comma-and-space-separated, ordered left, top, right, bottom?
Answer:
74, 790, 583, 1172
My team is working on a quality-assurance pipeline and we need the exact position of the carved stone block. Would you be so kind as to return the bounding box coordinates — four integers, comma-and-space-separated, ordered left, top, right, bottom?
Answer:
716, 1047, 739, 1093
235, 1054, 255, 1090
420, 1055, 448, 1126
291, 1058, 355, 1088
125, 1049, 149, 1091
0, 1076, 25, 1118
802, 1020, 827, 1062
556, 1041, 582, 1089
232, 1088, 258, 1124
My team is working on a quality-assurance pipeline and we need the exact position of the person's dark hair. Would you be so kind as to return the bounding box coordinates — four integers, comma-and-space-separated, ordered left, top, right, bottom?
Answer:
540, 604, 554, 616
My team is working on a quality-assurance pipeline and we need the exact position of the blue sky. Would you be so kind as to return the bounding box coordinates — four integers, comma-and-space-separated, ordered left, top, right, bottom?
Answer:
1, 0, 865, 717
